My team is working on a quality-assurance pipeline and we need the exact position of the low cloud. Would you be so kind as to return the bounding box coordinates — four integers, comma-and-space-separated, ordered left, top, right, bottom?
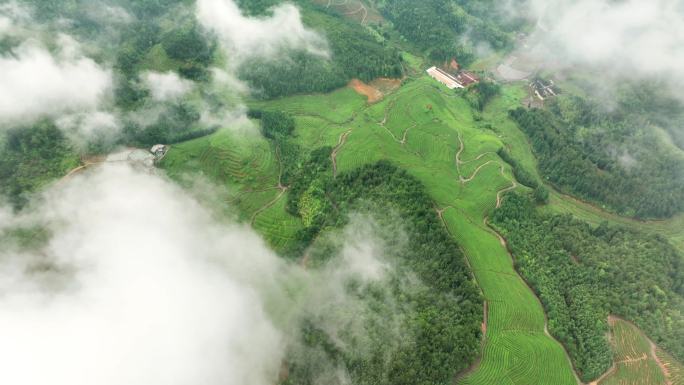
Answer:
196, 0, 328, 62
0, 37, 112, 125
0, 164, 286, 385
142, 71, 194, 102
0, 164, 396, 385
522, 0, 684, 99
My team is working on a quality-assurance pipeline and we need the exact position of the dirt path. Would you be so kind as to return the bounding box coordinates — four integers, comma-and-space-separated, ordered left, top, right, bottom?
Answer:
250, 189, 286, 226
275, 144, 288, 190
56, 157, 105, 185
459, 160, 500, 183
588, 364, 616, 385
332, 130, 352, 177
496, 172, 518, 208
454, 131, 501, 184
345, 3, 368, 25
651, 341, 673, 385
57, 164, 88, 185
250, 142, 292, 225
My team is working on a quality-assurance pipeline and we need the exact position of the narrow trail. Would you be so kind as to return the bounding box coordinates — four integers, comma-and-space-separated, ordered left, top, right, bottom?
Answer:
375, 99, 426, 160
225, 187, 280, 204
326, 0, 368, 25
275, 144, 288, 191
57, 164, 89, 185
331, 129, 352, 177
250, 189, 286, 226
454, 131, 501, 184
588, 364, 616, 385
251, 142, 290, 225
345, 3, 368, 25
651, 342, 673, 385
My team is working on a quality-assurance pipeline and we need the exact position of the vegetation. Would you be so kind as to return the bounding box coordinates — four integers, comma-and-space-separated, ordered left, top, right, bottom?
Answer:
492, 192, 684, 381
497, 147, 538, 189
510, 93, 684, 219
239, 4, 403, 99
10, 2, 684, 384
249, 77, 579, 384
463, 79, 502, 111
0, 121, 79, 210
599, 318, 666, 385
283, 161, 483, 385
376, 0, 520, 62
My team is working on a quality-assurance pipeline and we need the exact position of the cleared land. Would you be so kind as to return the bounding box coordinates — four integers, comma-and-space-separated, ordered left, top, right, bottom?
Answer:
596, 317, 671, 385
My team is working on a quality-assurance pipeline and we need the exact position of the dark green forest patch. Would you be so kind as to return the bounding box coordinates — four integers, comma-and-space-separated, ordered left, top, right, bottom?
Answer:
510, 93, 684, 219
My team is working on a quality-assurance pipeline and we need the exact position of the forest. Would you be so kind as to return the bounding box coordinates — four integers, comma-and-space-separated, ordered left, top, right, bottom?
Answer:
510, 92, 684, 219
377, 0, 519, 62
238, 2, 403, 99
285, 160, 482, 385
0, 0, 408, 209
492, 192, 684, 382
0, 122, 79, 210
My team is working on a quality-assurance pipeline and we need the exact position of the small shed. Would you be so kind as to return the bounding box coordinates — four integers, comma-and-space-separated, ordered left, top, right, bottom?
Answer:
150, 144, 167, 157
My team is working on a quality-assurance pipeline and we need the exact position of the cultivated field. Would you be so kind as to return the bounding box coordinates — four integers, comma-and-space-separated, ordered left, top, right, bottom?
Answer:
597, 317, 670, 385
160, 128, 303, 252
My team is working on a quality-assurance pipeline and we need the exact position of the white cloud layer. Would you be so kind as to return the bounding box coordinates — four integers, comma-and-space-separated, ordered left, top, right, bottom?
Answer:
0, 164, 286, 385
524, 0, 684, 97
143, 71, 194, 102
196, 0, 327, 61
0, 38, 112, 124
0, 164, 393, 385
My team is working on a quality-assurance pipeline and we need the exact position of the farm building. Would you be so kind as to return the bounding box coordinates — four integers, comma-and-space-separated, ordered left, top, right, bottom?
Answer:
427, 66, 463, 89
455, 71, 479, 87
427, 66, 480, 89
150, 144, 167, 157
531, 78, 560, 100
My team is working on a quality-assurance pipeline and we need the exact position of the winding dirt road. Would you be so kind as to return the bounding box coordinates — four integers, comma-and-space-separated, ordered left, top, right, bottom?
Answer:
331, 129, 352, 177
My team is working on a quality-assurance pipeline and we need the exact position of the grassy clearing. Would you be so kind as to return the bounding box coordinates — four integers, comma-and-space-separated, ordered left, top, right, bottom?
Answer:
249, 87, 366, 124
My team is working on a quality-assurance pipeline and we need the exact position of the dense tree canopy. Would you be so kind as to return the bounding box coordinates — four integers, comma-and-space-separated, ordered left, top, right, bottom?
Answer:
377, 0, 518, 62
0, 122, 79, 210
510, 94, 684, 219
281, 159, 482, 385
238, 4, 403, 99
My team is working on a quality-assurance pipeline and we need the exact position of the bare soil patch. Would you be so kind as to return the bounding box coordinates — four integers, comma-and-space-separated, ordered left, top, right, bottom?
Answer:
349, 79, 383, 103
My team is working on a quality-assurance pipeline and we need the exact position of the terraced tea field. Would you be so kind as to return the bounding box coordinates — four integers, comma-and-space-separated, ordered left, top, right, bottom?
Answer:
160, 128, 303, 251
596, 317, 673, 385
